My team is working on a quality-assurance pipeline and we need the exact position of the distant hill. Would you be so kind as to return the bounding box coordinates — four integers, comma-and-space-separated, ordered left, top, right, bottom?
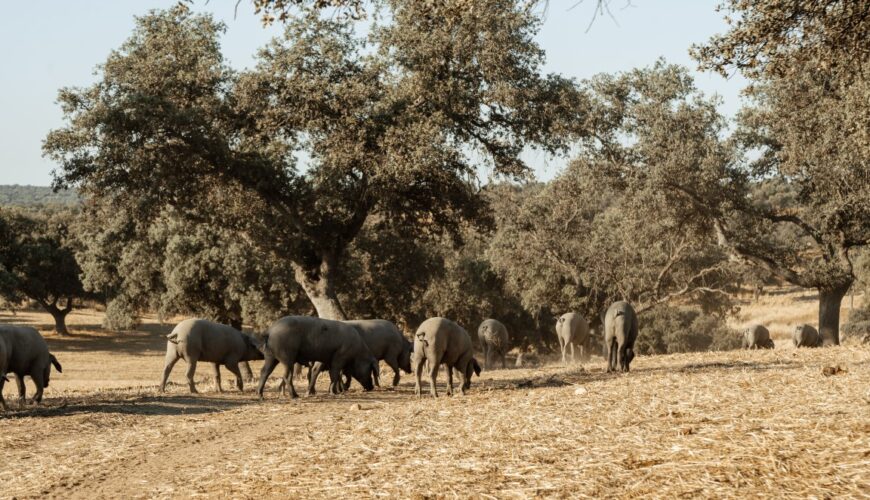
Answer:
0, 185, 80, 207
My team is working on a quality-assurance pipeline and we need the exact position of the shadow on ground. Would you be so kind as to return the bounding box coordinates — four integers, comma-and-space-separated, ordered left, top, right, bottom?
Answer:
0, 312, 171, 355
474, 357, 805, 392
43, 329, 169, 355
0, 394, 252, 420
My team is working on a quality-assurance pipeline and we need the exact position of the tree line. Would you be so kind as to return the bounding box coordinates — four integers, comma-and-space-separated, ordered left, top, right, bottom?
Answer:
0, 185, 79, 207
3, 0, 868, 348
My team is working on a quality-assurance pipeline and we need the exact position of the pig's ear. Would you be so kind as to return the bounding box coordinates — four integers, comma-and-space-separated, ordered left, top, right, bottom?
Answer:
471, 358, 482, 377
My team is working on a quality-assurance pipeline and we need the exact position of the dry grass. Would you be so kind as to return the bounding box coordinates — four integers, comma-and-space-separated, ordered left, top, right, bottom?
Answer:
1, 293, 869, 499
730, 286, 865, 343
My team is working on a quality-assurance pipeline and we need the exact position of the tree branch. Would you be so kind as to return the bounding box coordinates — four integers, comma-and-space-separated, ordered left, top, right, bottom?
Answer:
637, 263, 729, 314
713, 219, 808, 287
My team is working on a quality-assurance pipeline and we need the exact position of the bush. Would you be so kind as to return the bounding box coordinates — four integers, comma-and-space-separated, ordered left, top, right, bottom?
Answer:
842, 305, 870, 345
103, 297, 140, 330
703, 316, 743, 351
636, 305, 738, 355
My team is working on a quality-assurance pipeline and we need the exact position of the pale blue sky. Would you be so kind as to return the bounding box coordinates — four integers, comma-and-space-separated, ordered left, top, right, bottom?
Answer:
0, 1, 745, 186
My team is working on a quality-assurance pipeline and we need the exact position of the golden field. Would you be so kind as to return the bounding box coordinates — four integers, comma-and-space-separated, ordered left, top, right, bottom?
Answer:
1, 288, 868, 499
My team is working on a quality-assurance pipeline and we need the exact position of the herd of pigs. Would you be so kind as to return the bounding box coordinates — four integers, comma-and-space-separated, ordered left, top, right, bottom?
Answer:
0, 299, 825, 410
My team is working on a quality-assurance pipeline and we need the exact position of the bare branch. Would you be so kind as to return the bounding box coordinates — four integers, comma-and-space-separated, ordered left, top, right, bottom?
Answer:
637, 264, 729, 314
713, 219, 808, 287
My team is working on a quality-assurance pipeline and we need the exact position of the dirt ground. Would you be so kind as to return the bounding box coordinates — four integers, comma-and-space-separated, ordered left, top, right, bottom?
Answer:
1, 294, 869, 499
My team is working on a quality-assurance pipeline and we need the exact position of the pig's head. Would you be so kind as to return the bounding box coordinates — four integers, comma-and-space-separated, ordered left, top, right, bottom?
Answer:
351, 355, 378, 392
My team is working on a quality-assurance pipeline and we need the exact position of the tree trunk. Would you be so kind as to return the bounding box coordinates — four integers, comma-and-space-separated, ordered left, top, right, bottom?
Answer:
818, 284, 849, 346
292, 257, 347, 321
48, 306, 70, 336
39, 297, 74, 336
306, 292, 347, 320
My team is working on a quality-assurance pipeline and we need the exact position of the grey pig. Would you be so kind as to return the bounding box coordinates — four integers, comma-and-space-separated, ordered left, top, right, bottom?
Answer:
413, 317, 481, 397
160, 318, 263, 394
555, 313, 590, 364
478, 318, 509, 370
604, 301, 638, 373
346, 319, 411, 386
742, 324, 774, 349
310, 319, 410, 393
0, 325, 62, 410
256, 316, 378, 399
792, 324, 821, 348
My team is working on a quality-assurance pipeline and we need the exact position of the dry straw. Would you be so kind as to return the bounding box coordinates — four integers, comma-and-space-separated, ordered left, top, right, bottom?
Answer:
1, 343, 868, 498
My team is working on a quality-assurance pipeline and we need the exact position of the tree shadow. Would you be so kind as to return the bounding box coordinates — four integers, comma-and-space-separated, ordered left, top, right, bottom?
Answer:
51, 326, 171, 355
0, 394, 250, 420
761, 286, 807, 297
673, 359, 801, 373
0, 312, 173, 355
256, 387, 412, 406
471, 357, 805, 392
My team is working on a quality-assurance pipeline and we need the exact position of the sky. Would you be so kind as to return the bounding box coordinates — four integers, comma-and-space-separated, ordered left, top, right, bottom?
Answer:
0, 1, 746, 186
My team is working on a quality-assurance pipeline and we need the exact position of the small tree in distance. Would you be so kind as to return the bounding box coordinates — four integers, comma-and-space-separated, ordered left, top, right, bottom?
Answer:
0, 208, 87, 335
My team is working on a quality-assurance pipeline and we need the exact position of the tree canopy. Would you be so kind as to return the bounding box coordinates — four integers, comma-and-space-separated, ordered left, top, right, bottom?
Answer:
73, 198, 307, 331
46, 2, 584, 320
685, 0, 870, 343
490, 62, 738, 324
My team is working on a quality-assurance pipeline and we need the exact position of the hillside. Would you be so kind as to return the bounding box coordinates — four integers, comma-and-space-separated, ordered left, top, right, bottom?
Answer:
0, 184, 80, 207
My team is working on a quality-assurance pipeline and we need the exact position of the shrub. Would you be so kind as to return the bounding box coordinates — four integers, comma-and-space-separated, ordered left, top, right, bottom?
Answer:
842, 304, 870, 345
703, 316, 743, 351
636, 305, 739, 354
103, 297, 140, 330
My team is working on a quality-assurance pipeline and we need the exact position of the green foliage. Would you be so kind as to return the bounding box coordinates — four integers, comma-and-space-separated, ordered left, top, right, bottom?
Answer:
489, 63, 738, 321
688, 0, 870, 343
249, 0, 364, 24
692, 1, 869, 80
337, 223, 443, 330
47, 2, 580, 320
74, 199, 306, 331
415, 225, 543, 350
636, 305, 738, 355
0, 185, 79, 207
843, 301, 870, 345
102, 295, 141, 330
853, 250, 870, 297
697, 315, 742, 352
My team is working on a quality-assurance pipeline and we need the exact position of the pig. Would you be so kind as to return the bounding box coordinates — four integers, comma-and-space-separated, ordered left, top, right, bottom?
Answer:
742, 324, 774, 350
413, 317, 481, 397
0, 325, 62, 409
159, 319, 264, 394
556, 313, 590, 364
478, 318, 510, 370
342, 319, 411, 388
793, 324, 821, 348
256, 316, 378, 400
307, 319, 410, 393
604, 301, 638, 373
